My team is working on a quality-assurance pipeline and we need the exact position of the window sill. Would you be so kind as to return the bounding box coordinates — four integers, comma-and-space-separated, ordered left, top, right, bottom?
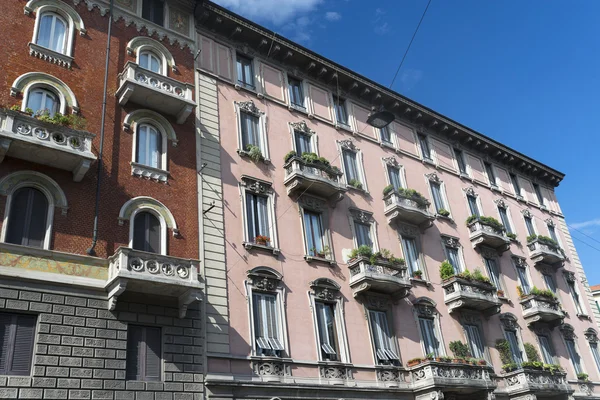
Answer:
459, 173, 470, 180
380, 141, 395, 150
335, 123, 353, 133
410, 277, 430, 287
421, 158, 436, 167
235, 83, 258, 93
346, 185, 368, 195
436, 214, 454, 223
304, 255, 336, 266
131, 162, 169, 183
490, 185, 502, 193
243, 241, 280, 256
498, 296, 510, 303
28, 42, 73, 69
237, 149, 271, 164
577, 313, 591, 320
288, 104, 308, 114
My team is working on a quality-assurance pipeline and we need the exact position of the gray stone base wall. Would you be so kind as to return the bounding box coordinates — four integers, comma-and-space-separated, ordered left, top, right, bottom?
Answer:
0, 282, 204, 400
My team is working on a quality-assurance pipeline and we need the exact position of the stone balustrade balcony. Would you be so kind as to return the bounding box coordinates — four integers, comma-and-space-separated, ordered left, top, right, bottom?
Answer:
442, 276, 501, 316
116, 61, 196, 124
383, 191, 435, 229
283, 156, 346, 203
520, 294, 564, 327
106, 247, 202, 318
499, 368, 571, 398
348, 256, 411, 299
527, 238, 565, 267
409, 360, 496, 398
0, 109, 96, 181
467, 218, 511, 253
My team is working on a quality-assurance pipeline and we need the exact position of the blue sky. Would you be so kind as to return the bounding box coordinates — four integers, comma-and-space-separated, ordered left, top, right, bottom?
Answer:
213, 0, 600, 283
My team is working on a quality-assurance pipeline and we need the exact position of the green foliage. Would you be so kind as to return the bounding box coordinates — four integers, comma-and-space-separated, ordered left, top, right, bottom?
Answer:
517, 286, 524, 298
577, 373, 589, 381
407, 357, 424, 365
301, 152, 332, 168
530, 286, 557, 300
383, 184, 394, 196
438, 356, 452, 362
350, 245, 373, 260
449, 341, 472, 358
465, 215, 505, 232
523, 343, 541, 362
437, 208, 450, 217
9, 104, 20, 111
472, 269, 491, 284
526, 234, 537, 243
369, 249, 404, 266
496, 339, 513, 365
412, 270, 423, 278
246, 144, 264, 163
457, 268, 472, 280
24, 107, 34, 116
502, 363, 519, 372
521, 361, 544, 369
466, 215, 478, 225
425, 353, 435, 360
507, 232, 518, 240
284, 151, 297, 163
396, 187, 430, 208
544, 364, 562, 374
439, 260, 455, 280
348, 179, 363, 190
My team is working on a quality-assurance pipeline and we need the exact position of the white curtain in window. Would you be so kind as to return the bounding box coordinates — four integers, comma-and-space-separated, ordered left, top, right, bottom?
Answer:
538, 335, 554, 364
403, 237, 421, 274
369, 311, 398, 363
516, 266, 530, 294
446, 247, 462, 273
506, 330, 523, 365
27, 89, 58, 116
37, 13, 67, 53
565, 339, 583, 374
419, 317, 439, 357
140, 52, 162, 73
465, 324, 485, 359
241, 112, 260, 148
304, 211, 324, 256
387, 166, 402, 190
252, 293, 283, 353
484, 258, 501, 289
354, 222, 372, 249
246, 193, 269, 241
137, 124, 161, 168
343, 150, 359, 182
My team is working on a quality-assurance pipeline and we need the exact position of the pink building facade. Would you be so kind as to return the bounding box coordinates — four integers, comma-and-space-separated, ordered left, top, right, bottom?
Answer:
195, 3, 600, 400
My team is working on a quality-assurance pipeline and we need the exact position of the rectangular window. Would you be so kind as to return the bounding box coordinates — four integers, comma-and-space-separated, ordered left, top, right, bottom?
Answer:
543, 274, 557, 294
246, 193, 270, 245
387, 166, 403, 191
315, 301, 339, 361
304, 211, 325, 257
252, 293, 284, 356
354, 221, 373, 249
430, 182, 445, 213
538, 335, 554, 364
240, 112, 260, 149
126, 325, 162, 381
565, 339, 583, 374
548, 224, 559, 244
568, 281, 584, 315
510, 173, 522, 197
465, 324, 485, 359
533, 183, 544, 205
590, 342, 600, 373
484, 162, 497, 187
445, 246, 462, 273
516, 265, 531, 295
142, 0, 164, 26
294, 131, 312, 156
418, 317, 440, 357
467, 195, 480, 217
342, 150, 359, 184
369, 311, 399, 365
498, 207, 513, 234
418, 134, 431, 160
402, 237, 422, 275
454, 148, 467, 174
484, 258, 501, 290
506, 330, 523, 365
236, 54, 255, 89
380, 126, 392, 144
288, 77, 305, 109
524, 216, 535, 236
0, 313, 36, 376
334, 98, 348, 125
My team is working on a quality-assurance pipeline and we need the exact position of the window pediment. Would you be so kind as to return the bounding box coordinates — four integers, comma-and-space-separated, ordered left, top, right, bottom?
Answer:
241, 175, 273, 195
289, 120, 314, 135
560, 324, 576, 340
310, 278, 341, 301
382, 156, 401, 168
463, 186, 478, 197
349, 208, 373, 224
413, 297, 437, 317
247, 267, 282, 291
237, 100, 263, 116
585, 328, 598, 343
499, 313, 519, 330
337, 138, 357, 152
441, 235, 460, 249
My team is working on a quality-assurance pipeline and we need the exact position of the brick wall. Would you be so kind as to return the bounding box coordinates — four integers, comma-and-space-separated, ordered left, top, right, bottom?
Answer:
0, 283, 204, 400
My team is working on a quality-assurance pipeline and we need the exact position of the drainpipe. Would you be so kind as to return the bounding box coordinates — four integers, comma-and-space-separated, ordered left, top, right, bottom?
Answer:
87, 0, 114, 256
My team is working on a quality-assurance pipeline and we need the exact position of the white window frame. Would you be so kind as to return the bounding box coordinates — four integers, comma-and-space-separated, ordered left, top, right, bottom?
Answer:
426, 173, 450, 217
546, 219, 563, 248
128, 207, 167, 256
234, 100, 269, 161
308, 279, 350, 363
378, 125, 395, 148
441, 236, 465, 274
584, 329, 600, 374
132, 122, 168, 172
417, 132, 434, 163
500, 314, 526, 365
29, 2, 85, 58
453, 148, 469, 177
484, 161, 500, 189
348, 209, 379, 251
413, 298, 445, 357
128, 36, 177, 75
512, 257, 532, 295
289, 121, 317, 156
565, 272, 588, 317
245, 267, 288, 358
522, 211, 538, 237
399, 224, 427, 279
239, 176, 279, 253
461, 314, 489, 362
560, 325, 586, 377
532, 182, 547, 208
298, 196, 334, 263
463, 187, 483, 217
366, 308, 401, 366
495, 200, 515, 235
22, 84, 66, 115
138, 50, 165, 75
509, 172, 524, 199
235, 53, 258, 91
285, 74, 308, 112
482, 250, 505, 292
382, 157, 406, 190
337, 140, 368, 192
333, 97, 350, 129
536, 332, 557, 365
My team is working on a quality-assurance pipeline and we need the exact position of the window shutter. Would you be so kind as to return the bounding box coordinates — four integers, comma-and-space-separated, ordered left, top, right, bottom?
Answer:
144, 327, 162, 381
147, 213, 161, 254
126, 325, 143, 380
10, 315, 36, 375
0, 313, 12, 373
393, 122, 418, 156
199, 35, 215, 73
27, 189, 49, 248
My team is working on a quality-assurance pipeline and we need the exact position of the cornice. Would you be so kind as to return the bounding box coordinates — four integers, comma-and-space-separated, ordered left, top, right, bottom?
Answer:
197, 1, 565, 187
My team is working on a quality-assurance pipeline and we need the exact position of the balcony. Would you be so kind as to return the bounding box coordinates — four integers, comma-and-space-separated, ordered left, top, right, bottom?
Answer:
500, 368, 571, 398
442, 276, 501, 316
409, 360, 496, 397
520, 294, 564, 327
527, 237, 565, 267
467, 218, 510, 253
283, 156, 346, 203
0, 109, 96, 181
383, 190, 435, 230
106, 247, 202, 318
116, 62, 196, 124
348, 256, 411, 299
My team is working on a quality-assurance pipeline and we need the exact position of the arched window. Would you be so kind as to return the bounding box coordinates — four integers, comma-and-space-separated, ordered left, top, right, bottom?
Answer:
136, 124, 162, 169
36, 12, 67, 54
132, 211, 161, 254
26, 88, 59, 116
5, 187, 49, 248
139, 51, 162, 74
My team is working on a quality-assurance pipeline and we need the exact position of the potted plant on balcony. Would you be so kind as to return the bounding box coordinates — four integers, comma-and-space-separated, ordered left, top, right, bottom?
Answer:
437, 208, 450, 217
255, 235, 270, 246
524, 343, 541, 363
466, 215, 505, 233
348, 178, 363, 190
412, 270, 423, 279
349, 245, 373, 263
529, 286, 558, 301
449, 341, 472, 364
577, 373, 589, 382
496, 339, 515, 371
477, 359, 487, 366
383, 184, 394, 196
284, 151, 297, 163
407, 357, 424, 367
369, 248, 405, 267
439, 260, 455, 281
507, 232, 518, 241
396, 188, 430, 208
425, 353, 435, 361
311, 245, 331, 259
472, 268, 492, 285
246, 144, 264, 163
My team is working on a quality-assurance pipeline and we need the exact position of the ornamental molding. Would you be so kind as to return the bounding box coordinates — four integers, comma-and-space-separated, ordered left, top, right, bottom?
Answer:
521, 209, 533, 218
318, 365, 352, 380
310, 278, 341, 301
117, 196, 178, 234
241, 175, 274, 195
289, 120, 314, 135
532, 324, 552, 337
545, 218, 555, 227
382, 156, 401, 168
499, 313, 520, 330
376, 367, 402, 382
425, 172, 442, 183
461, 312, 482, 326
299, 194, 327, 212
252, 359, 291, 377
337, 139, 357, 151
463, 186, 478, 197
0, 170, 69, 215
479, 246, 499, 259
236, 100, 263, 116
247, 267, 282, 291
363, 295, 391, 311
494, 198, 508, 209
584, 328, 598, 343
560, 324, 576, 340
512, 256, 528, 268
563, 271, 576, 283
397, 223, 419, 239
413, 298, 437, 317
441, 235, 460, 249
29, 43, 74, 69
349, 208, 373, 224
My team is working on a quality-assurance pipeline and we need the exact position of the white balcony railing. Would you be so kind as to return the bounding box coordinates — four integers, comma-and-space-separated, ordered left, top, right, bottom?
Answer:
348, 256, 411, 299
0, 109, 96, 181
520, 295, 564, 327
283, 156, 346, 203
442, 276, 501, 316
383, 191, 435, 229
528, 238, 565, 266
468, 219, 510, 253
116, 62, 196, 124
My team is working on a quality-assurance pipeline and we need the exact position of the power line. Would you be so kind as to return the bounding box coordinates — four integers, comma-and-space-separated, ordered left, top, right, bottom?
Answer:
389, 0, 433, 89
